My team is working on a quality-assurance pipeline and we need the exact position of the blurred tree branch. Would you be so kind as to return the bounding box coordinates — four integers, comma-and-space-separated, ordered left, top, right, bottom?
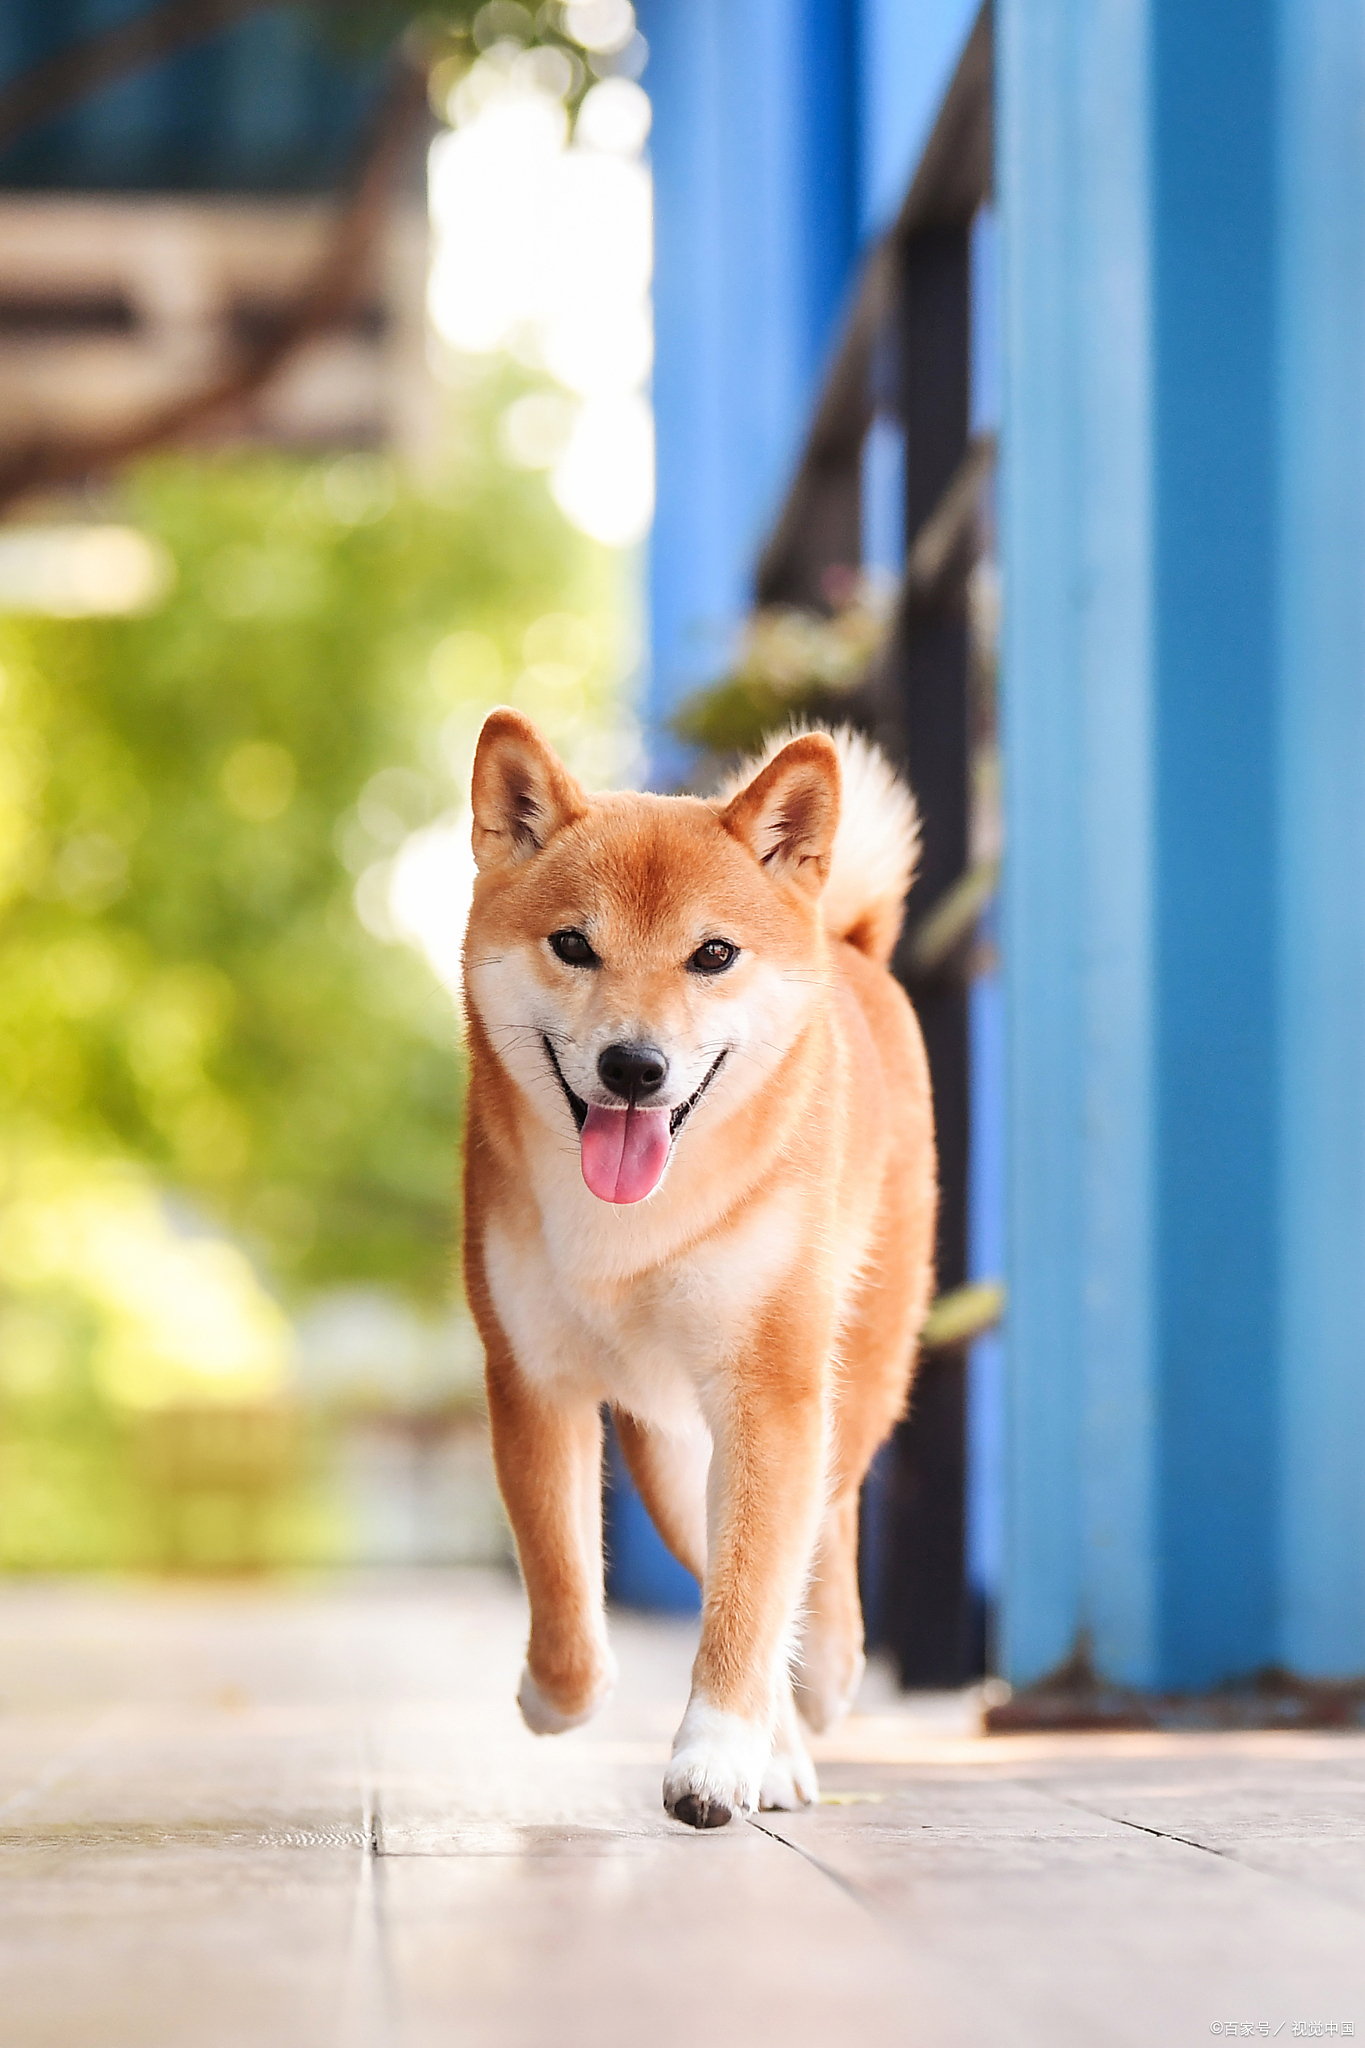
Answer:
0, 50, 431, 516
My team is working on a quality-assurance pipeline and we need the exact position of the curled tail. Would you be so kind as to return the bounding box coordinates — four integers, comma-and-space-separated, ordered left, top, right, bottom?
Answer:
820, 726, 920, 964
719, 724, 920, 967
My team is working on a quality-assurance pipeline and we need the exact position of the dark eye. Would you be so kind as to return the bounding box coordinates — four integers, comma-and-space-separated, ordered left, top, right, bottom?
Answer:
687, 938, 738, 975
549, 928, 599, 968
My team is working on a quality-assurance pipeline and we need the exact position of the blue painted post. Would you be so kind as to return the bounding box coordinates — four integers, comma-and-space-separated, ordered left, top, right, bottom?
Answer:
637, 0, 860, 784
1276, 0, 1365, 1679
1152, 0, 1281, 1694
998, 0, 1158, 1687
1001, 0, 1365, 1691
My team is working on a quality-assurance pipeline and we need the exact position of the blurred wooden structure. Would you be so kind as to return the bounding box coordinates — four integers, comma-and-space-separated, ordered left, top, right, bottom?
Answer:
0, 4, 435, 483
0, 196, 432, 461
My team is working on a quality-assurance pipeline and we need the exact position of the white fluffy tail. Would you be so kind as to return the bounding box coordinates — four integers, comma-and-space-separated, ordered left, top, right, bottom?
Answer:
719, 725, 920, 966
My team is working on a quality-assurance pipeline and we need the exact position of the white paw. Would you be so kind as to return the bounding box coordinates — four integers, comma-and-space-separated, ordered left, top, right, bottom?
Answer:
663, 1697, 769, 1830
761, 1689, 819, 1809
759, 1741, 818, 1811
517, 1657, 615, 1735
795, 1643, 865, 1734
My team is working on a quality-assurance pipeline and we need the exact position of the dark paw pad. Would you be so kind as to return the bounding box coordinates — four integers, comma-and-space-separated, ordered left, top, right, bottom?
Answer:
670, 1792, 732, 1830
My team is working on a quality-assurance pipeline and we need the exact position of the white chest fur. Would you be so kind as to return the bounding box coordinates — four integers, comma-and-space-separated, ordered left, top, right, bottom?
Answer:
482, 1179, 805, 1433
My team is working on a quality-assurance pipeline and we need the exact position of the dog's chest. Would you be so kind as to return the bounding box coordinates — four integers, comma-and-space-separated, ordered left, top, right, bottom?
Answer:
484, 1188, 801, 1428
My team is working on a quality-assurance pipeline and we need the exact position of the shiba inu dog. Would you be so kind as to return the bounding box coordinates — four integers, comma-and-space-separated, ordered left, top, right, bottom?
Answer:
462, 710, 937, 1828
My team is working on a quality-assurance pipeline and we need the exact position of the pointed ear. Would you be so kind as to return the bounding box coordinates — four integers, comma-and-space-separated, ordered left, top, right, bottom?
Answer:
719, 732, 841, 895
470, 709, 586, 872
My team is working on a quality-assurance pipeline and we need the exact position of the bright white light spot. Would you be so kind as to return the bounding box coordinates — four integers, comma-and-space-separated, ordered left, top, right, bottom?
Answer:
498, 390, 577, 469
542, 292, 651, 400
428, 97, 572, 355
353, 859, 398, 943
575, 77, 651, 155
563, 0, 636, 54
512, 43, 575, 100
386, 813, 478, 998
427, 46, 654, 549
474, 2, 533, 51
0, 527, 174, 616
552, 393, 653, 547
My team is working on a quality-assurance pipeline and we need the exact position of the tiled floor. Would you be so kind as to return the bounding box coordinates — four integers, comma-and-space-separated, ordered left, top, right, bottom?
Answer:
0, 1571, 1361, 2046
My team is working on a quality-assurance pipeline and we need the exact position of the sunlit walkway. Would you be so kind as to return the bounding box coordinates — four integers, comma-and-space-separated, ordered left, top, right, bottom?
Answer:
0, 1572, 1361, 2046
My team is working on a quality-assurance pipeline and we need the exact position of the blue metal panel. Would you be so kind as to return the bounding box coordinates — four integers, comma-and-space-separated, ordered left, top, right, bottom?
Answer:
999, 0, 1158, 1687
997, 0, 1087, 1685
638, 0, 860, 778
1073, 0, 1159, 1686
1276, 0, 1365, 1679
1152, 0, 1280, 1689
1003, 0, 1365, 1691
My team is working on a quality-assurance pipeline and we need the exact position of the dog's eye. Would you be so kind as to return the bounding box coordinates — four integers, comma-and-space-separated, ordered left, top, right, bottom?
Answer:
548, 928, 599, 968
687, 938, 738, 975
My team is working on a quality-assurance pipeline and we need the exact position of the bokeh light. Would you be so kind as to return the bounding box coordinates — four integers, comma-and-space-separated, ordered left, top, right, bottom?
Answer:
426, 20, 654, 551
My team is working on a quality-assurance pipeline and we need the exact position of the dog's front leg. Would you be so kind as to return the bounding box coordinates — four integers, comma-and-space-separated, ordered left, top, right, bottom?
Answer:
663, 1331, 828, 1829
484, 1334, 616, 1735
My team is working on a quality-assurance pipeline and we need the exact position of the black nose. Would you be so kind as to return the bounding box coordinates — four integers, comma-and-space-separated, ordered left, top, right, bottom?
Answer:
598, 1042, 668, 1101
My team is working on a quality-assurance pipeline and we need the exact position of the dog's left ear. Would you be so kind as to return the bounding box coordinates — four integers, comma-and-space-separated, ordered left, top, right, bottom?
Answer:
720, 732, 841, 896
471, 708, 586, 872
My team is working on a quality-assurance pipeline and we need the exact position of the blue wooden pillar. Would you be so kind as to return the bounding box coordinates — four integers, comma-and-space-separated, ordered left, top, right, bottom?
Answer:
1277, 0, 1365, 1679
1000, 0, 1365, 1689
998, 0, 1158, 1688
637, 0, 860, 784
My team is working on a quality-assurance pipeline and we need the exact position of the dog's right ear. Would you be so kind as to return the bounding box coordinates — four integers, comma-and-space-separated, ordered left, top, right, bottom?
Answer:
470, 709, 586, 872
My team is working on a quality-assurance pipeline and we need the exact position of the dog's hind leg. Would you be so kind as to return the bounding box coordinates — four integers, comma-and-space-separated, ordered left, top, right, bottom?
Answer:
760, 1682, 819, 1810
483, 1330, 617, 1735
795, 1484, 867, 1733
797, 1181, 934, 1732
611, 1411, 709, 1582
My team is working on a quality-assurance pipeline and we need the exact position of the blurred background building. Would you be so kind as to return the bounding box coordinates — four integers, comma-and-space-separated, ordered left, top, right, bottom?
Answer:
2, 0, 1363, 1715
0, 6, 430, 460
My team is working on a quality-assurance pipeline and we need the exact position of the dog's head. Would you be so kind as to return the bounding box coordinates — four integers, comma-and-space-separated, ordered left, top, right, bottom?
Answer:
463, 709, 841, 1204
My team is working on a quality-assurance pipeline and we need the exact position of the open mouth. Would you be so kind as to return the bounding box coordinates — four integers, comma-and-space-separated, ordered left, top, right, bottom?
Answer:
542, 1037, 727, 1203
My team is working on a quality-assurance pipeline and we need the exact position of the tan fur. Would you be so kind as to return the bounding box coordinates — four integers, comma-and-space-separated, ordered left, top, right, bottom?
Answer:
462, 708, 937, 1826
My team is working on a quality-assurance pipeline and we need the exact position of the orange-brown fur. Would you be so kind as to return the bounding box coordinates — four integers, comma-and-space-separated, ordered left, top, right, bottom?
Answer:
462, 710, 936, 1825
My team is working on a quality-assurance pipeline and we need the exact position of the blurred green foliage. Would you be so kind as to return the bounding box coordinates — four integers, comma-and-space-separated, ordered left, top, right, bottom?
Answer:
0, 376, 632, 1560
669, 585, 892, 766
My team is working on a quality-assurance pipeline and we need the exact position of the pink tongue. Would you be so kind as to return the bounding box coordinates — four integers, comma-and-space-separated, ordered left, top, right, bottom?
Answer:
580, 1103, 672, 1204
